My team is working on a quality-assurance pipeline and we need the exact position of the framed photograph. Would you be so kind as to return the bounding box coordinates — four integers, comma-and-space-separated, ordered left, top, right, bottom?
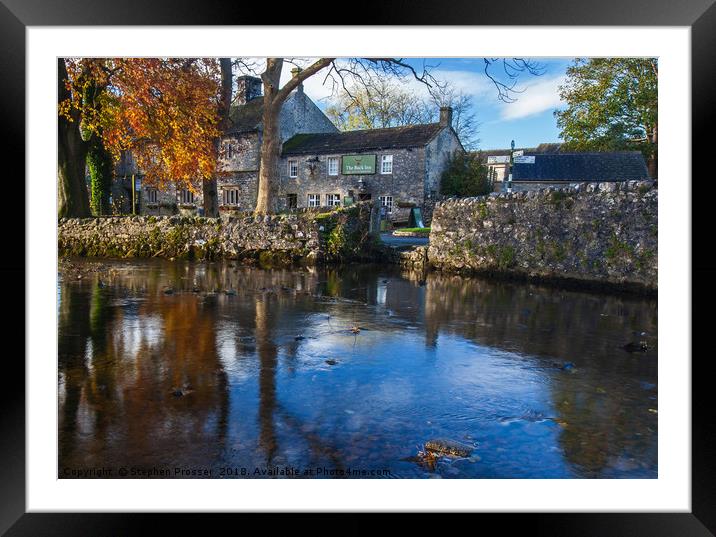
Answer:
5, 0, 713, 533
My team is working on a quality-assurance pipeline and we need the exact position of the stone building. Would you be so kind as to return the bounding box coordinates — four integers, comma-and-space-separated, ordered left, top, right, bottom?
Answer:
510, 151, 650, 191
113, 71, 463, 222
481, 143, 565, 190
214, 73, 338, 215
479, 144, 650, 192
278, 107, 462, 223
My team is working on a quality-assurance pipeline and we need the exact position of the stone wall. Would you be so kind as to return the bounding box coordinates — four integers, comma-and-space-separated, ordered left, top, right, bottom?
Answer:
428, 180, 657, 292
278, 147, 427, 223
278, 88, 339, 140
58, 203, 379, 266
425, 126, 462, 197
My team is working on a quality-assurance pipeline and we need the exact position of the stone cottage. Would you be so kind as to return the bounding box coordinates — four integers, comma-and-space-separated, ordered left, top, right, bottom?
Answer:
112, 71, 463, 222
278, 107, 463, 223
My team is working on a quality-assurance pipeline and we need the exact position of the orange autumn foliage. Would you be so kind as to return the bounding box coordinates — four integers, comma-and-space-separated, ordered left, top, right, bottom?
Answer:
61, 58, 222, 192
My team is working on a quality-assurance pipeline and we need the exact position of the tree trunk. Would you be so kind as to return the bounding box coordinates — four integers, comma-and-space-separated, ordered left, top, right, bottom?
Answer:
201, 177, 218, 217
648, 122, 658, 179
203, 58, 234, 217
58, 58, 90, 218
253, 57, 335, 215
255, 59, 284, 215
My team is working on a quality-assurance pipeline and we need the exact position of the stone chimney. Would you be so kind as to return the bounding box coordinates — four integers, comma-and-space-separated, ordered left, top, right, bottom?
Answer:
291, 67, 304, 95
236, 75, 262, 105
439, 106, 453, 127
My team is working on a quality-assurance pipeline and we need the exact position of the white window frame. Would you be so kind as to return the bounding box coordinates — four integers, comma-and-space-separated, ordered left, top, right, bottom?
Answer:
307, 194, 320, 208
379, 195, 394, 213
327, 157, 339, 176
325, 194, 341, 207
381, 154, 393, 174
223, 187, 240, 206
288, 160, 298, 178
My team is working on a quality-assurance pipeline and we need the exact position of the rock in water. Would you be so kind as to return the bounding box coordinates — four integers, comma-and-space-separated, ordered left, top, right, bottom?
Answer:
623, 341, 648, 353
424, 438, 474, 458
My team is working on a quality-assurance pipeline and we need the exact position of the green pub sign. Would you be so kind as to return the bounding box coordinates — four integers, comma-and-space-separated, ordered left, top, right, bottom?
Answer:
342, 154, 376, 175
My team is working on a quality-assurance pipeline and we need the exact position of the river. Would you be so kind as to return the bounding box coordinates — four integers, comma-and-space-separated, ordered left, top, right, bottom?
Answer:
58, 258, 657, 478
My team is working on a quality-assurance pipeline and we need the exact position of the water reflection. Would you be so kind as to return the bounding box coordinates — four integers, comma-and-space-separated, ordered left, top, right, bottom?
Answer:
58, 259, 657, 478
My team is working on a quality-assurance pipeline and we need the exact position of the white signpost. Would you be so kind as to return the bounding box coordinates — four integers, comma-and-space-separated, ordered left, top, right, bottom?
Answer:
513, 149, 524, 157
514, 155, 536, 164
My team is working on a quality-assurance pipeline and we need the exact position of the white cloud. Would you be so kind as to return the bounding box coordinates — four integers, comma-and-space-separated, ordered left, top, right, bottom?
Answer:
498, 74, 566, 121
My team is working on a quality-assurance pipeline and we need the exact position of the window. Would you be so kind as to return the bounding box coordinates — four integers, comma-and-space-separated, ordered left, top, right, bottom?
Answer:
288, 160, 298, 178
179, 188, 194, 205
307, 194, 320, 208
223, 187, 239, 206
146, 188, 158, 204
327, 157, 339, 176
379, 195, 393, 213
226, 143, 234, 159
286, 193, 297, 209
325, 194, 341, 207
381, 154, 393, 174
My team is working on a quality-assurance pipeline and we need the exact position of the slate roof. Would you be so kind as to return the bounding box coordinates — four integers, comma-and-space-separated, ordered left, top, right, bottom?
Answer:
225, 98, 264, 134
512, 152, 650, 182
281, 123, 445, 155
476, 143, 565, 159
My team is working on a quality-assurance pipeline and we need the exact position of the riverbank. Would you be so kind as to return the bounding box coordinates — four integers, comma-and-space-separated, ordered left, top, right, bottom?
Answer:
58, 203, 381, 266
58, 182, 658, 295
428, 180, 657, 295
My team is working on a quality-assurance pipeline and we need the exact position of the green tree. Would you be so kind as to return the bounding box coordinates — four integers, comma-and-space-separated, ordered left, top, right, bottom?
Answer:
440, 152, 493, 197
555, 58, 658, 178
87, 136, 113, 216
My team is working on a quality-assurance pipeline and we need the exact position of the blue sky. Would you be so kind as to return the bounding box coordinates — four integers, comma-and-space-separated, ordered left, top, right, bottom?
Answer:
400, 58, 574, 149
275, 57, 575, 150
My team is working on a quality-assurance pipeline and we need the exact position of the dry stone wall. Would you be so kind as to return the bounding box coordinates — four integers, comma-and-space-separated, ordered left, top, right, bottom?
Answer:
428, 180, 658, 293
58, 203, 378, 266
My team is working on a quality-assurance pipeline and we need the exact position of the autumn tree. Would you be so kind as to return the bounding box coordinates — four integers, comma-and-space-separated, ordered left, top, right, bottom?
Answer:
554, 58, 658, 178
202, 58, 233, 217
58, 58, 224, 217
58, 58, 91, 218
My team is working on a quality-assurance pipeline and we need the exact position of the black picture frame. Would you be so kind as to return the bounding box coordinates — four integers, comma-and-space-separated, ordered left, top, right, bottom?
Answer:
3, 0, 713, 534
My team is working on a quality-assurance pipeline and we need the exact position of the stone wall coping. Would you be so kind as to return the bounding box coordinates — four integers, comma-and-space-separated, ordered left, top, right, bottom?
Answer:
433, 180, 657, 208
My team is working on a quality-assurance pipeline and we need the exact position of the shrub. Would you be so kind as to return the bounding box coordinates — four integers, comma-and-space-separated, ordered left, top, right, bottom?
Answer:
440, 152, 493, 197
